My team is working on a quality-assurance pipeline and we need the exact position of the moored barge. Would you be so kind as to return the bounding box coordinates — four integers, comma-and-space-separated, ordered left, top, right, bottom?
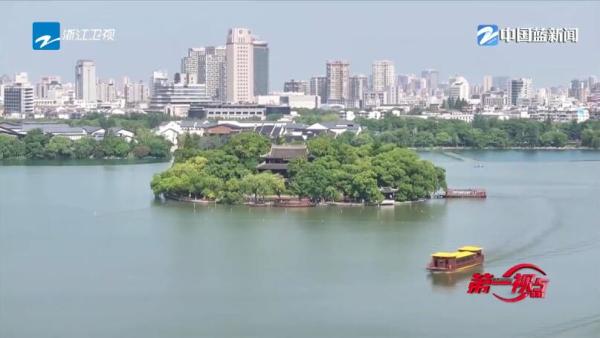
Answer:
427, 246, 484, 273
445, 188, 487, 198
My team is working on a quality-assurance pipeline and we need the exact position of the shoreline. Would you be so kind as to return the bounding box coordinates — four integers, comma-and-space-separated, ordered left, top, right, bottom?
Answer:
3, 148, 598, 165
164, 195, 431, 207
0, 158, 171, 166
413, 146, 598, 151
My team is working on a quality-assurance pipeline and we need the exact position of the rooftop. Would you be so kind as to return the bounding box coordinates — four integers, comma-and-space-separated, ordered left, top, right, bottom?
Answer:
458, 246, 483, 252
263, 144, 308, 160
431, 251, 475, 259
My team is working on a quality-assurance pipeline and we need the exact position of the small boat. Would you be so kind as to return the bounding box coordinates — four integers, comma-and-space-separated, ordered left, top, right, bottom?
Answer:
427, 246, 484, 273
379, 199, 395, 206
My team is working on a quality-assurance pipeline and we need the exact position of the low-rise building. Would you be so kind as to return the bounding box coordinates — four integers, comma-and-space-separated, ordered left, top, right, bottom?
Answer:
0, 122, 135, 141
188, 103, 267, 120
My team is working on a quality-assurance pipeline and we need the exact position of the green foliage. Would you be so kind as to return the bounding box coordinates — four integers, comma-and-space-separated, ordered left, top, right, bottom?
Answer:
289, 135, 445, 203
357, 115, 600, 148
23, 129, 51, 159
223, 132, 270, 168
241, 172, 286, 203
164, 133, 272, 202
294, 108, 341, 124
540, 130, 568, 147
45, 136, 74, 159
581, 128, 600, 149
97, 136, 131, 158
72, 137, 96, 159
0, 127, 171, 160
135, 128, 171, 158
69, 112, 171, 131
0, 135, 26, 159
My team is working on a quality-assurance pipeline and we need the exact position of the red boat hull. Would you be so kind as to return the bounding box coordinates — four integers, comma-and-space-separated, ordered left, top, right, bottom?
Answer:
427, 255, 484, 273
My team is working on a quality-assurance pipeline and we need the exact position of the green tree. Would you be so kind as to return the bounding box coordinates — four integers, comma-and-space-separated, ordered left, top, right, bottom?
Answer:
23, 129, 51, 159
45, 136, 74, 159
241, 172, 285, 203
72, 137, 97, 159
540, 130, 568, 147
0, 135, 26, 159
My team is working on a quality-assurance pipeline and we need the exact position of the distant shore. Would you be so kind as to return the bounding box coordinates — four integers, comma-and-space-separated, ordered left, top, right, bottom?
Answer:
0, 158, 170, 166
412, 146, 598, 151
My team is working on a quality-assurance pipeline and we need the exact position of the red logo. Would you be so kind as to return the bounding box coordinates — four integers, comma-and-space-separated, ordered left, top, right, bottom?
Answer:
467, 263, 549, 303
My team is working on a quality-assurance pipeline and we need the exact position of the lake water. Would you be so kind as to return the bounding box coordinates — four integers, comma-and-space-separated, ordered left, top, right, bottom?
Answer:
1, 151, 600, 338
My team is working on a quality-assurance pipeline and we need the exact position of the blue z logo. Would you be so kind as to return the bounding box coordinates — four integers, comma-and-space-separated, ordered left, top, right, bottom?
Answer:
477, 24, 499, 46
33, 22, 61, 50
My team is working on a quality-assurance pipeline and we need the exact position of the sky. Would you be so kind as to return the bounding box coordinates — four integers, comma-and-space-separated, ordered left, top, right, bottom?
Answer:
0, 1, 599, 89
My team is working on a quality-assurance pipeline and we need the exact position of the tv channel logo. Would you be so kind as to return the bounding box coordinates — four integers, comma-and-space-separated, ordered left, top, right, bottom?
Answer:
477, 24, 499, 46
32, 22, 61, 50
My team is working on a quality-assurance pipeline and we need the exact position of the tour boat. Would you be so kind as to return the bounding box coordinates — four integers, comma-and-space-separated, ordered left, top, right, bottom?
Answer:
427, 246, 484, 273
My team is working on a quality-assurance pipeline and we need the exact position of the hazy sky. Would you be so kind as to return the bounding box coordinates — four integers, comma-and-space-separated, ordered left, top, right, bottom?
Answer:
1, 1, 599, 89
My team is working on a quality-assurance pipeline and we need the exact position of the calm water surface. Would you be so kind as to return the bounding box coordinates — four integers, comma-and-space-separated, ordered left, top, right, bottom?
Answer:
1, 150, 600, 338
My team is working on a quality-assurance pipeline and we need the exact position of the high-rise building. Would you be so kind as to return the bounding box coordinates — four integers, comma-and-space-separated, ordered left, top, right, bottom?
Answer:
283, 79, 308, 94
124, 81, 148, 104
509, 78, 533, 105
483, 75, 493, 92
3, 73, 33, 115
448, 76, 470, 101
35, 76, 61, 99
587, 76, 597, 90
421, 69, 439, 95
203, 46, 227, 101
349, 74, 368, 108
150, 71, 168, 98
326, 60, 350, 105
310, 76, 327, 103
181, 48, 205, 84
75, 60, 97, 103
97, 79, 117, 103
372, 60, 395, 92
569, 79, 587, 103
3, 85, 34, 115
253, 40, 269, 96
226, 27, 255, 103
492, 76, 510, 92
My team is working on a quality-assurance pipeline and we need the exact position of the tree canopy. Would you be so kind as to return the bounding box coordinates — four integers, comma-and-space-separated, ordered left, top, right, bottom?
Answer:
0, 127, 171, 160
357, 115, 600, 149
151, 131, 446, 204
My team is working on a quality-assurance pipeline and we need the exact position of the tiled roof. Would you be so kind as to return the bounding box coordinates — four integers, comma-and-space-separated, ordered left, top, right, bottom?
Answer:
263, 145, 308, 160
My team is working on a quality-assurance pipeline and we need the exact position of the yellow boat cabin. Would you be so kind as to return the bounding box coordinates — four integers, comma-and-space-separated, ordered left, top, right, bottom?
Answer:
427, 246, 484, 272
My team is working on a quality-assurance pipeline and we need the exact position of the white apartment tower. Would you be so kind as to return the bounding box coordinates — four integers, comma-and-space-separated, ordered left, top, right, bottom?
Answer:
371, 60, 395, 92
326, 60, 350, 105
449, 76, 470, 101
181, 48, 205, 84
204, 46, 227, 101
3, 73, 33, 115
349, 74, 368, 107
75, 60, 97, 103
226, 27, 254, 103
483, 75, 493, 92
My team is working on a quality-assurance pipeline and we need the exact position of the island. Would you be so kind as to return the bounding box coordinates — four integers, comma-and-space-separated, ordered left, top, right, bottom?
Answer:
150, 132, 447, 205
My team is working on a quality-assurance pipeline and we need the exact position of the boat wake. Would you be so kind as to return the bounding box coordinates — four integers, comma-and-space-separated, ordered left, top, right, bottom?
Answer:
526, 313, 600, 337
485, 211, 564, 267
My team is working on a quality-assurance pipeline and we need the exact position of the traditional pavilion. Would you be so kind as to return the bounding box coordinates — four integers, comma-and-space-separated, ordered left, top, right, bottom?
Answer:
256, 144, 309, 177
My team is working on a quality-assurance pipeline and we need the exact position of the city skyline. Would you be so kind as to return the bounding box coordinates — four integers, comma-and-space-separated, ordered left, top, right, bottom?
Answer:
1, 1, 599, 88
